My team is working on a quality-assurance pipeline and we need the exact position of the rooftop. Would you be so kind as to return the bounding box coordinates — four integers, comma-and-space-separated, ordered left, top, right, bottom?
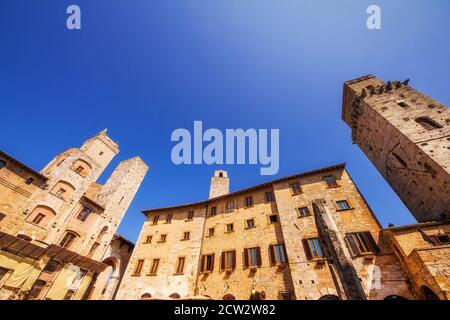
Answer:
0, 150, 48, 181
142, 163, 346, 215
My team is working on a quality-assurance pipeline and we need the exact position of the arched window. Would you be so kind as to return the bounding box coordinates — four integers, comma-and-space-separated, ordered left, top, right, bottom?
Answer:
0, 160, 6, 169
26, 205, 57, 228
59, 231, 79, 249
70, 159, 92, 177
77, 207, 93, 222
87, 242, 100, 258
97, 226, 108, 242
415, 117, 443, 131
141, 293, 152, 300
51, 181, 75, 200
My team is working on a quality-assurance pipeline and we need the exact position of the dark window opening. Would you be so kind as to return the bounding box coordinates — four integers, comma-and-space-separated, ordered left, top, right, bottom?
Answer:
415, 117, 443, 130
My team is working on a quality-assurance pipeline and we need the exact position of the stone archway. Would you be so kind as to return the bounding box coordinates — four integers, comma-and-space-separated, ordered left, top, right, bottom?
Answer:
169, 293, 181, 299
141, 293, 152, 300
384, 295, 408, 300
420, 286, 440, 300
318, 294, 340, 300
87, 257, 120, 300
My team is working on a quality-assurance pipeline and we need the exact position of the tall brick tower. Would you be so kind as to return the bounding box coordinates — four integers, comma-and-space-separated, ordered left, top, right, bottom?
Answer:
342, 75, 450, 222
209, 170, 229, 199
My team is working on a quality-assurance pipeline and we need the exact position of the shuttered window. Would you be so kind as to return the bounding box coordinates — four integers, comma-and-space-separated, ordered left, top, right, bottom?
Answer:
345, 232, 379, 256
244, 247, 261, 268
221, 250, 236, 270
269, 244, 288, 265
302, 238, 324, 260
200, 254, 215, 272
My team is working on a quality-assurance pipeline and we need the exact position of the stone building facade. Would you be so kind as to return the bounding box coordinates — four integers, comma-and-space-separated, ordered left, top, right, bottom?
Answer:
116, 165, 447, 300
0, 130, 148, 300
342, 75, 450, 223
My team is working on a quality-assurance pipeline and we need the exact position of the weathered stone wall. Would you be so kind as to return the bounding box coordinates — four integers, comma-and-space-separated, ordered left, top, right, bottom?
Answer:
115, 204, 207, 300
383, 222, 450, 300
198, 186, 295, 300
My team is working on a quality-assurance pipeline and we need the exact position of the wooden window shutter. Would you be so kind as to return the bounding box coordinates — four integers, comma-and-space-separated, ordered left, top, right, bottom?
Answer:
268, 245, 276, 265
243, 249, 249, 268
232, 250, 236, 269
345, 234, 359, 257
302, 239, 312, 260
365, 232, 380, 254
221, 252, 225, 270
211, 254, 215, 271
200, 255, 205, 272
256, 247, 262, 267
282, 244, 288, 262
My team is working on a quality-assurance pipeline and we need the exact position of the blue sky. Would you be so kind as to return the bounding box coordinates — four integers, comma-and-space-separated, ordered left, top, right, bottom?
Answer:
1, 1, 449, 242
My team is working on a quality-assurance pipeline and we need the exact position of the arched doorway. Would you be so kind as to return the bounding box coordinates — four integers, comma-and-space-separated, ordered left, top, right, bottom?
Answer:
169, 293, 181, 299
421, 286, 440, 300
86, 257, 119, 300
222, 294, 236, 300
318, 294, 340, 300
141, 293, 152, 300
384, 295, 408, 300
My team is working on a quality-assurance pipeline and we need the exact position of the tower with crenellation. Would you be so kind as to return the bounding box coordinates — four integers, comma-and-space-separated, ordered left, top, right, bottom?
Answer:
342, 75, 450, 222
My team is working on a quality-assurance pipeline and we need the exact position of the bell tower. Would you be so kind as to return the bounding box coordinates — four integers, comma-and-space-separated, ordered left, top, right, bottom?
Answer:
209, 170, 229, 199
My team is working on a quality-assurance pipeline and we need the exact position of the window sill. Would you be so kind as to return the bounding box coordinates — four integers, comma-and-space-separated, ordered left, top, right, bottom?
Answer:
354, 252, 376, 258
298, 215, 312, 218
180, 238, 190, 241
147, 273, 158, 277
290, 193, 303, 197
224, 231, 234, 234
157, 241, 166, 244
185, 219, 193, 222
131, 274, 142, 277
336, 207, 354, 212
173, 273, 185, 276
163, 222, 172, 224
326, 185, 341, 189
222, 269, 235, 273
244, 205, 254, 209
245, 226, 256, 230
273, 263, 288, 269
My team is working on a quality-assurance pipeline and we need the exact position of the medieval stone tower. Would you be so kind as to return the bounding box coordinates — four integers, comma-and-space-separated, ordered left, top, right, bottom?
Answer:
209, 170, 229, 199
342, 75, 450, 222
12, 130, 148, 258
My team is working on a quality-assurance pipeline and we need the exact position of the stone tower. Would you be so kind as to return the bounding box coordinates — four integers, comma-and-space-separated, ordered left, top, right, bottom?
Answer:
342, 75, 450, 222
95, 157, 149, 239
209, 170, 229, 199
